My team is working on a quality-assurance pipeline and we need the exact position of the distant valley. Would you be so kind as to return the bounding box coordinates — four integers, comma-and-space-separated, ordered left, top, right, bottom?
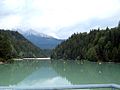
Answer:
18, 29, 64, 49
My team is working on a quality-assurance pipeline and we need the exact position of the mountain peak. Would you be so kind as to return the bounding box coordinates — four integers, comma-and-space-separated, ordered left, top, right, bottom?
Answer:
15, 28, 54, 39
13, 28, 63, 49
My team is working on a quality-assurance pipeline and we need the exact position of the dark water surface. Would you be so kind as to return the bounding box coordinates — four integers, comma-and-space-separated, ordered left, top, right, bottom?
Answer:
0, 60, 120, 90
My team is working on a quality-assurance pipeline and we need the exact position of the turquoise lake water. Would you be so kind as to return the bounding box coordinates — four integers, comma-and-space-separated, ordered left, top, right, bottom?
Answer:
0, 60, 120, 90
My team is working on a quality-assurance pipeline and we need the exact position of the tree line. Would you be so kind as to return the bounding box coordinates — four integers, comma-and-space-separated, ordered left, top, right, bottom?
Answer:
51, 22, 120, 62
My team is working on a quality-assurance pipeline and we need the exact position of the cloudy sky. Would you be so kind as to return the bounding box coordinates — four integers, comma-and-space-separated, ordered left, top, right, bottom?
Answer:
0, 0, 120, 39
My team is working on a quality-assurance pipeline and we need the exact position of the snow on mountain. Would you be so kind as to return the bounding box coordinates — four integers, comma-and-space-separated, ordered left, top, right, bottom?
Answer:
17, 29, 53, 39
14, 28, 63, 49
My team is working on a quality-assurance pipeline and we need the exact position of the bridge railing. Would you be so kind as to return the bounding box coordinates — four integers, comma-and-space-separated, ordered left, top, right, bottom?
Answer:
0, 84, 120, 90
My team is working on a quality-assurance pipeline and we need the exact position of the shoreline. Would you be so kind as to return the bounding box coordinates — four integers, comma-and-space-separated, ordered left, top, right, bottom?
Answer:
14, 57, 51, 61
0, 62, 4, 64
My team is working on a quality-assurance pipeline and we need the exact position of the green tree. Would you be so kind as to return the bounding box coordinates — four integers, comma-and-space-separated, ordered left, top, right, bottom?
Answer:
112, 47, 118, 62
87, 47, 97, 61
117, 45, 120, 62
0, 35, 12, 62
118, 21, 120, 29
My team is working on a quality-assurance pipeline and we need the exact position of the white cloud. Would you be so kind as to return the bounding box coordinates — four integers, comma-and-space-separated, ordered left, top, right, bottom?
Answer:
0, 15, 21, 29
28, 0, 120, 28
0, 0, 120, 38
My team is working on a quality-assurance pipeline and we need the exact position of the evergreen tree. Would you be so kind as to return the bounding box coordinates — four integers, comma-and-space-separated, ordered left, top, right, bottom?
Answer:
118, 21, 120, 28
111, 47, 118, 62
0, 34, 12, 62
87, 47, 97, 61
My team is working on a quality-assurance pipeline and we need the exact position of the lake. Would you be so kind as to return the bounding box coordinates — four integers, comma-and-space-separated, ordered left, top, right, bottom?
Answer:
0, 60, 120, 90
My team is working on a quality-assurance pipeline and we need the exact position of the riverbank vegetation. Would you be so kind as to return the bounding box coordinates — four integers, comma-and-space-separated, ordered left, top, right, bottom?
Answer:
51, 22, 120, 62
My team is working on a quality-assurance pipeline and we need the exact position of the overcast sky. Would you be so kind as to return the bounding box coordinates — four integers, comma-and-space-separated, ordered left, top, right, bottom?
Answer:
0, 0, 120, 39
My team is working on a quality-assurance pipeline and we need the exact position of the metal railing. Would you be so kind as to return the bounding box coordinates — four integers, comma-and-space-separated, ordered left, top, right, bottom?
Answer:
0, 84, 120, 90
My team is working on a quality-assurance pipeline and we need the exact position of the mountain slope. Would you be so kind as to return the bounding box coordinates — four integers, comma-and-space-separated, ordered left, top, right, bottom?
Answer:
19, 30, 63, 49
51, 23, 120, 62
0, 30, 46, 62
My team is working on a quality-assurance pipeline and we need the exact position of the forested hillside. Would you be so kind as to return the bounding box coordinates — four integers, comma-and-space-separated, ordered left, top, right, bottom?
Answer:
0, 30, 46, 62
51, 22, 120, 62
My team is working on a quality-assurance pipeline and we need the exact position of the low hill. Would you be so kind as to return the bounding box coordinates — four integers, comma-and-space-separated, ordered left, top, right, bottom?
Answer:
0, 30, 46, 62
51, 22, 120, 62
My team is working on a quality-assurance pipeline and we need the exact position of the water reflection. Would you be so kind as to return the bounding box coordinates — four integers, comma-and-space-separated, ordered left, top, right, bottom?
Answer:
0, 60, 120, 88
17, 67, 71, 87
0, 60, 50, 86
51, 60, 120, 85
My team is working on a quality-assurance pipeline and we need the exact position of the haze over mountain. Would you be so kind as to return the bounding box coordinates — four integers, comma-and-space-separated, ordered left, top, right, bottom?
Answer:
17, 29, 63, 49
